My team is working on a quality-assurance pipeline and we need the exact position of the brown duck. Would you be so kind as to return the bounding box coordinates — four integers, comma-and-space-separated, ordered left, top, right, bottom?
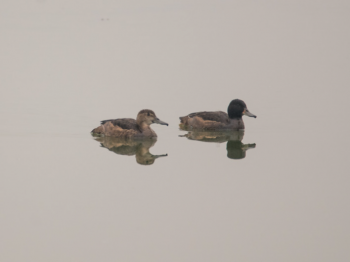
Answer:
91, 109, 168, 139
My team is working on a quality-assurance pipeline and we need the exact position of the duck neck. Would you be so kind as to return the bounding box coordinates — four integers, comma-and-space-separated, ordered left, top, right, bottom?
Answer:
138, 122, 156, 136
228, 117, 245, 130
138, 121, 150, 131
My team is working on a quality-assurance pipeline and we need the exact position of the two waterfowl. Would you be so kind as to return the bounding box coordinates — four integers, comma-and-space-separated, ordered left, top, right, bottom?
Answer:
91, 109, 168, 139
179, 99, 256, 131
91, 99, 255, 139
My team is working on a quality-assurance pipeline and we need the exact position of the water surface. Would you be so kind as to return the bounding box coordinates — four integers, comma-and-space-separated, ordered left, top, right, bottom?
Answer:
1, 1, 349, 262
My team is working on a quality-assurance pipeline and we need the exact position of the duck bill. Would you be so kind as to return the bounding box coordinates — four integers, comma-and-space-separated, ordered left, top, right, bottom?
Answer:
243, 109, 257, 118
242, 143, 256, 150
154, 118, 169, 126
153, 153, 168, 159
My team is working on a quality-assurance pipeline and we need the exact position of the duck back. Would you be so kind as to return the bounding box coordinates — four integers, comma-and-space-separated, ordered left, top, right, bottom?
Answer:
101, 118, 140, 131
180, 111, 232, 130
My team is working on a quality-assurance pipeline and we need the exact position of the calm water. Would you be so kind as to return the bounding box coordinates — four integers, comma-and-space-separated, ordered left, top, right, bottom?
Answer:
1, 1, 349, 262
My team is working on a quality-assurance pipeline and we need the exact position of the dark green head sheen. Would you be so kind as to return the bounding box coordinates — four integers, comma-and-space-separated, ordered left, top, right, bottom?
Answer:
227, 99, 247, 119
227, 99, 257, 119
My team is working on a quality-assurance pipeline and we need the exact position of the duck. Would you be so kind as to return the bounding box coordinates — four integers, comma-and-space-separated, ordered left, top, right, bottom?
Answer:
179, 99, 256, 131
91, 109, 168, 139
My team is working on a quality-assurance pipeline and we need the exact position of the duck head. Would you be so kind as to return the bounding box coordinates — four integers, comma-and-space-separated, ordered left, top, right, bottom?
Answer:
227, 99, 256, 119
136, 109, 169, 126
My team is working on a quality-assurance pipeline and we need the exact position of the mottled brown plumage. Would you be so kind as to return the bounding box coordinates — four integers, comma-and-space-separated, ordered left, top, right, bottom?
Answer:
186, 111, 229, 123
101, 119, 140, 131
91, 109, 168, 139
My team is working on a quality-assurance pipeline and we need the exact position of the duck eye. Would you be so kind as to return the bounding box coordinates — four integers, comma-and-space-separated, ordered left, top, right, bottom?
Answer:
147, 112, 150, 116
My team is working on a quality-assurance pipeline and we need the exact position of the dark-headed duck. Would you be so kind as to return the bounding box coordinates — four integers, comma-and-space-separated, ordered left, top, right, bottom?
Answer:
91, 109, 168, 139
179, 99, 256, 130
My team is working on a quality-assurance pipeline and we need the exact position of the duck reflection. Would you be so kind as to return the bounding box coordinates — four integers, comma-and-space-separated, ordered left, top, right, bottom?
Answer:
93, 137, 167, 165
180, 130, 256, 160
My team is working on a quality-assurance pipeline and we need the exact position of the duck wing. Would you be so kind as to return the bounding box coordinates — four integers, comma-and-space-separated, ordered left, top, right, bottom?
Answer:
187, 111, 229, 123
101, 118, 139, 131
